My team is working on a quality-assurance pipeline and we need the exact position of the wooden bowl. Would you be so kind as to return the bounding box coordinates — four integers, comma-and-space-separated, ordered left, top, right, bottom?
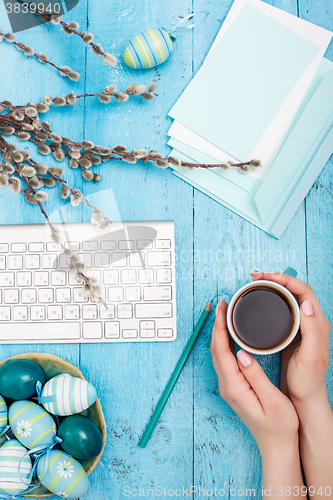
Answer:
0, 352, 107, 498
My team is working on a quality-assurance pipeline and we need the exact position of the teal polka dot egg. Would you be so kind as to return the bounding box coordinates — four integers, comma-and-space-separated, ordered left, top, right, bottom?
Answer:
0, 439, 32, 495
124, 28, 174, 69
41, 374, 97, 416
37, 450, 89, 498
9, 400, 56, 449
0, 394, 7, 433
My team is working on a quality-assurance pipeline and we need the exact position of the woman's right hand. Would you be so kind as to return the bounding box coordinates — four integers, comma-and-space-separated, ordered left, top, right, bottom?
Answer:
251, 272, 331, 412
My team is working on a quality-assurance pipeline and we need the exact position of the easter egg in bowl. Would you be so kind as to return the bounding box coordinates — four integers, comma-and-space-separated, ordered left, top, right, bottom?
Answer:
0, 352, 106, 498
9, 400, 56, 449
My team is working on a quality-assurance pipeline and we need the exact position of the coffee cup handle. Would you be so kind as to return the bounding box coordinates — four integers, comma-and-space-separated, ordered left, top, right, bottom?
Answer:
283, 267, 298, 278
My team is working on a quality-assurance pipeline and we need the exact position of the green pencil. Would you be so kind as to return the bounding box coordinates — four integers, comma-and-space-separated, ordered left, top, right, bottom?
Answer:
138, 300, 212, 448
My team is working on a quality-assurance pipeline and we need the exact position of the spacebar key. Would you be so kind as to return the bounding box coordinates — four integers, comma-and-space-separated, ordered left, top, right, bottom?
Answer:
135, 303, 172, 318
0, 322, 81, 341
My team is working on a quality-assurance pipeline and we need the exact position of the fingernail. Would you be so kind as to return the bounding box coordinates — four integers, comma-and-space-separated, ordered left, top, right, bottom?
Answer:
215, 298, 223, 317
301, 299, 313, 316
250, 270, 260, 279
237, 350, 253, 368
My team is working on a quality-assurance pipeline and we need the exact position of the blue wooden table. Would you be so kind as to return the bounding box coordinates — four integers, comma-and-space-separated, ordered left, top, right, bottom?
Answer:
0, 0, 332, 498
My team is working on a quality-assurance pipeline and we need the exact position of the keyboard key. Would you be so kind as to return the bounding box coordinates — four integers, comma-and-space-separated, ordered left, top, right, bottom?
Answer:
158, 328, 174, 338
138, 269, 154, 284
83, 322, 102, 339
21, 289, 36, 303
8, 255, 23, 270
155, 239, 171, 249
137, 240, 153, 250
47, 242, 62, 252
29, 242, 44, 252
0, 307, 11, 321
38, 288, 53, 303
125, 287, 141, 301
64, 241, 80, 251
101, 240, 116, 250
73, 287, 88, 303
4, 289, 19, 304
64, 305, 80, 320
17, 271, 32, 287
129, 252, 145, 267
59, 253, 71, 269
100, 305, 115, 319
140, 320, 155, 329
56, 288, 71, 303
69, 273, 84, 286
111, 252, 127, 267
51, 271, 67, 286
108, 287, 124, 302
119, 240, 134, 250
42, 254, 57, 269
121, 270, 136, 284
82, 241, 98, 251
0, 256, 5, 270
104, 270, 119, 285
156, 268, 172, 284
26, 254, 40, 269
122, 329, 137, 339
117, 303, 133, 319
0, 322, 81, 340
13, 306, 28, 321
11, 243, 26, 253
0, 244, 9, 253
94, 252, 110, 268
47, 305, 63, 320
34, 271, 49, 286
31, 305, 46, 321
147, 251, 171, 267
105, 321, 120, 338
140, 329, 155, 338
135, 303, 172, 318
0, 273, 15, 287
77, 253, 92, 268
143, 286, 172, 301
82, 304, 98, 320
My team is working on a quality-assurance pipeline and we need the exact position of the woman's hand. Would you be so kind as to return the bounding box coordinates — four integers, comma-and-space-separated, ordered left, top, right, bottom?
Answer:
251, 272, 331, 413
210, 298, 299, 454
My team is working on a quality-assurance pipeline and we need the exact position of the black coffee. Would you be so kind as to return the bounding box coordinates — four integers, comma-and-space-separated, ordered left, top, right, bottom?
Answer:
231, 286, 295, 350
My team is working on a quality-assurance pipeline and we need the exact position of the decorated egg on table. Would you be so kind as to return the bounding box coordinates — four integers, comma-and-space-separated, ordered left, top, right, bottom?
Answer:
123, 28, 174, 69
0, 439, 32, 495
58, 415, 104, 459
0, 358, 46, 400
9, 400, 56, 449
0, 394, 7, 433
37, 450, 89, 499
40, 374, 97, 416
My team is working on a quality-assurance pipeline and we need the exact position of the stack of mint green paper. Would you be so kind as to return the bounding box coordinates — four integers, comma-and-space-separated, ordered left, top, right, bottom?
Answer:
167, 0, 333, 238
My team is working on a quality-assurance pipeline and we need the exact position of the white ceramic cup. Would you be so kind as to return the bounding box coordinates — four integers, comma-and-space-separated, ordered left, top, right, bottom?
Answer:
226, 280, 300, 355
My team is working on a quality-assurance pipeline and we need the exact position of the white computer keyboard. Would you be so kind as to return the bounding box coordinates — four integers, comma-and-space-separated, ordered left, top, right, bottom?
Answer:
0, 221, 177, 344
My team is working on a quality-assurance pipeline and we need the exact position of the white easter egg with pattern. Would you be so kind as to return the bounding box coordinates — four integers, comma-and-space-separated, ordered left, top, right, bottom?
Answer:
0, 439, 32, 495
9, 400, 56, 449
0, 394, 7, 433
41, 374, 97, 416
37, 449, 89, 498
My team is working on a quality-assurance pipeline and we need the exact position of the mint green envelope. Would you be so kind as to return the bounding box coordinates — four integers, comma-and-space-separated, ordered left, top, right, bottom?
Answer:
168, 3, 320, 161
169, 60, 333, 238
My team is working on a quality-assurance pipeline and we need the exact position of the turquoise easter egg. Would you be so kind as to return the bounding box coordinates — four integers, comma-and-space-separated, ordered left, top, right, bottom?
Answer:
9, 400, 56, 449
58, 415, 104, 459
124, 28, 174, 69
37, 450, 89, 499
0, 394, 7, 433
0, 359, 46, 400
0, 439, 32, 495
41, 374, 97, 416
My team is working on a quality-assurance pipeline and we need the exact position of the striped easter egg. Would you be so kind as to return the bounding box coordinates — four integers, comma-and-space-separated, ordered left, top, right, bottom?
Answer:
123, 28, 174, 69
37, 450, 89, 499
0, 395, 7, 433
0, 439, 32, 495
41, 374, 97, 416
9, 400, 56, 449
